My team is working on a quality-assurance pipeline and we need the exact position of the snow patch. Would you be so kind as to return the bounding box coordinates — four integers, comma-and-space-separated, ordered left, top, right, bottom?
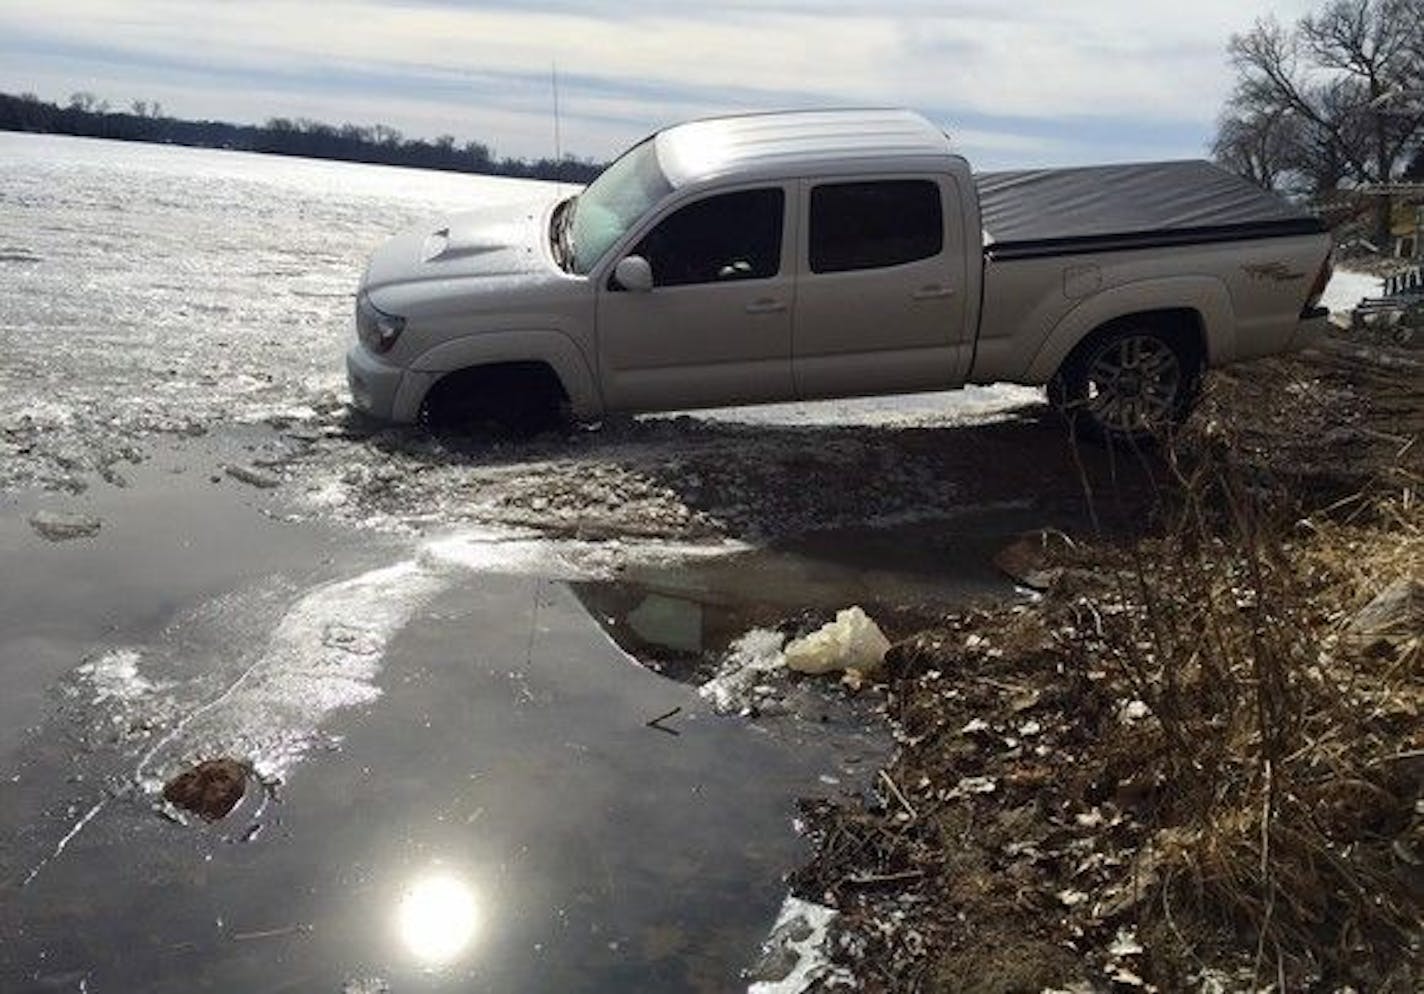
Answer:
1319, 268, 1383, 315
672, 383, 1043, 429
746, 895, 850, 993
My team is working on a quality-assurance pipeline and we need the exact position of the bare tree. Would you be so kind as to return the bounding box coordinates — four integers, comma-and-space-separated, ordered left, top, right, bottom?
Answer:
1211, 100, 1303, 191
1220, 0, 1424, 242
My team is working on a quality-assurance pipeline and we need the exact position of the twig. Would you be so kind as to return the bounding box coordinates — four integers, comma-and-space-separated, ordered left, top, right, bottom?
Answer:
644, 706, 682, 735
879, 770, 918, 821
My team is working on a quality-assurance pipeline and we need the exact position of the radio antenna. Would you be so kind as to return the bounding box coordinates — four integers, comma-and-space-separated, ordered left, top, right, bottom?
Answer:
551, 61, 563, 184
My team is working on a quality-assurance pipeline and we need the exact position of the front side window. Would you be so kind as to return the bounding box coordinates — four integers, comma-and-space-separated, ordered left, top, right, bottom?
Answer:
809, 180, 943, 274
569, 138, 673, 275
632, 188, 785, 288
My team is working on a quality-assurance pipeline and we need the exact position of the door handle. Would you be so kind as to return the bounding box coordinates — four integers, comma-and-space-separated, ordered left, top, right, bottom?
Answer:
911, 285, 955, 300
745, 299, 787, 314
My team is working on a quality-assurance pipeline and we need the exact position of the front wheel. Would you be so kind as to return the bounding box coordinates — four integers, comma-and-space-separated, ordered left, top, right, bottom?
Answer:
1048, 325, 1201, 446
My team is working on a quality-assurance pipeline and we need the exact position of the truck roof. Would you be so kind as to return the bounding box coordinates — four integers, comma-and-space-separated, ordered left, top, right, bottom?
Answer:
654, 109, 956, 188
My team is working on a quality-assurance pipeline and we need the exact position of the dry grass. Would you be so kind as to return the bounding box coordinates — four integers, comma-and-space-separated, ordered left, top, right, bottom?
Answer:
793, 412, 1423, 992
1067, 432, 1423, 989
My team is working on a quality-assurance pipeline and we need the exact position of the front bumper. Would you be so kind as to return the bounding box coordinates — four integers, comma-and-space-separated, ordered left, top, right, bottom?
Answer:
346, 343, 432, 424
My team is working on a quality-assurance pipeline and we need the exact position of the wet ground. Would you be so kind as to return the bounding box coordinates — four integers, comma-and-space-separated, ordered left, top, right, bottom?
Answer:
1, 134, 1085, 992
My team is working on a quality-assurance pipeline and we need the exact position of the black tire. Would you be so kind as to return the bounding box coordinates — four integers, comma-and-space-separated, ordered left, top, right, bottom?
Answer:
419, 364, 568, 438
1048, 321, 1202, 447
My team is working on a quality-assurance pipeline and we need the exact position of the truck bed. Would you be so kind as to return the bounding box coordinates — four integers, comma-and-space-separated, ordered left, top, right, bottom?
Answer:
976, 161, 1325, 261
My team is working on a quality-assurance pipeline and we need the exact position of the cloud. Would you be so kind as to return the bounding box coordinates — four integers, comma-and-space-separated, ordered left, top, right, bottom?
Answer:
0, 0, 1322, 165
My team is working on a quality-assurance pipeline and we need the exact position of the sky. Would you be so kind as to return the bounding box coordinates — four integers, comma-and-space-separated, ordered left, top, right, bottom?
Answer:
0, 0, 1322, 170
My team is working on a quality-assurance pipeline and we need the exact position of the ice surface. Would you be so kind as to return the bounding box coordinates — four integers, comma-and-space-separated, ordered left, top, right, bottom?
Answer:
66, 525, 748, 787
134, 560, 446, 784
0, 132, 558, 494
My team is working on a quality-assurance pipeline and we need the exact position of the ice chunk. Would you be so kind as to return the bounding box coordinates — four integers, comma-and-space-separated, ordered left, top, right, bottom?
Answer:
29, 510, 101, 541
783, 607, 890, 676
224, 463, 281, 489
746, 894, 850, 993
699, 628, 786, 713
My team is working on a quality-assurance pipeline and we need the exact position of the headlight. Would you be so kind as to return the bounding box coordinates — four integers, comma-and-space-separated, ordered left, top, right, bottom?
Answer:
355, 292, 407, 353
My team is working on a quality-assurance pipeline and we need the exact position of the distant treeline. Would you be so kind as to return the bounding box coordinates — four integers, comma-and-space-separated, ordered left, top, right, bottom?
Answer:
0, 90, 604, 183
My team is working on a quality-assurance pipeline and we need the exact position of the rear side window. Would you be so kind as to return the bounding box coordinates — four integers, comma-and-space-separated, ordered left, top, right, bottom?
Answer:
633, 188, 785, 288
809, 180, 943, 274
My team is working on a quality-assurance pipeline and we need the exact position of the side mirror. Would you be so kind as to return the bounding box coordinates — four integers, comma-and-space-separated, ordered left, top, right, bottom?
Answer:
614, 255, 654, 293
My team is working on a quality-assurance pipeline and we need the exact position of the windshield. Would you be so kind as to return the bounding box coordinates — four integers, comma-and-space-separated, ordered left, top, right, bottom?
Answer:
569, 138, 672, 275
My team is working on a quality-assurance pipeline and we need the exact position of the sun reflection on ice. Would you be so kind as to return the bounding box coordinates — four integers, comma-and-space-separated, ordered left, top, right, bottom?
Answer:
396, 872, 480, 967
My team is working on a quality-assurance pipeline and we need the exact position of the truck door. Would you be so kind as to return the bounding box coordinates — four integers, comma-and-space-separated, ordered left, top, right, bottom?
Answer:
595, 185, 796, 413
792, 176, 971, 399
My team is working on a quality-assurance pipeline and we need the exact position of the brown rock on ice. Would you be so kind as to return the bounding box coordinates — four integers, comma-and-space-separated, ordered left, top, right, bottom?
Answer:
163, 758, 248, 821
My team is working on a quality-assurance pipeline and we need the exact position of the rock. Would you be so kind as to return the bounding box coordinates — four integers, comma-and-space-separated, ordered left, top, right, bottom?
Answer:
993, 529, 1074, 591
224, 464, 280, 489
28, 510, 102, 541
162, 758, 248, 821
784, 606, 891, 676
1348, 579, 1424, 638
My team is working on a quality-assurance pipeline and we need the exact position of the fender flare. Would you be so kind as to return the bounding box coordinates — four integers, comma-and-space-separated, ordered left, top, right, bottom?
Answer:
404, 330, 602, 420
1023, 276, 1236, 384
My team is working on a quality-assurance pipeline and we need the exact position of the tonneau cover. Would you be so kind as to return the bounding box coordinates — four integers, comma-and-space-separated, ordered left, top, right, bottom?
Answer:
975, 160, 1324, 260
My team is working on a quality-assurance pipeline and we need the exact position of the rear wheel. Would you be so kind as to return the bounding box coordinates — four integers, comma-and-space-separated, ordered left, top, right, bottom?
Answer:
1049, 323, 1201, 446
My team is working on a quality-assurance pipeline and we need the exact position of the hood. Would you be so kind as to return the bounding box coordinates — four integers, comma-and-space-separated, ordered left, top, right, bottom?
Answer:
363, 196, 563, 292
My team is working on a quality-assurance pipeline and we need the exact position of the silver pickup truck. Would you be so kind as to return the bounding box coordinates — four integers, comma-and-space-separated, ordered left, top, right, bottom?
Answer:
347, 108, 1333, 443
